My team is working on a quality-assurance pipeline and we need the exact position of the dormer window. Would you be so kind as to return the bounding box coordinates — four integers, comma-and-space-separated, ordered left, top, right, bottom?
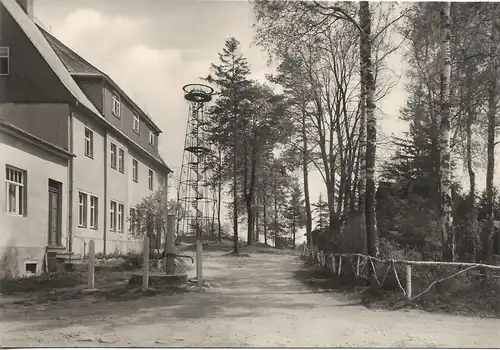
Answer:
112, 93, 120, 118
133, 113, 140, 134
0, 47, 9, 76
149, 131, 155, 146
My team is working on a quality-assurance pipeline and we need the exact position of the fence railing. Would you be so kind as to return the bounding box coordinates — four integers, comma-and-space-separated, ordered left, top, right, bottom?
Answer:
300, 245, 500, 301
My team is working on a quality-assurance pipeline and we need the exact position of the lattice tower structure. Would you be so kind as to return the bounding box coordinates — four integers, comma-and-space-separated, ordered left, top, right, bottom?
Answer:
177, 84, 216, 237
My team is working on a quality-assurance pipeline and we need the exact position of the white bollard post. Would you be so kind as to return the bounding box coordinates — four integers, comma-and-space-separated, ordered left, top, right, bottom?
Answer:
88, 240, 95, 289
405, 264, 412, 300
196, 240, 203, 287
143, 236, 150, 290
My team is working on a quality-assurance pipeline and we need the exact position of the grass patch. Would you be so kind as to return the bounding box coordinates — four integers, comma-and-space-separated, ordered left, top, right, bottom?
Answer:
0, 271, 86, 294
0, 253, 191, 298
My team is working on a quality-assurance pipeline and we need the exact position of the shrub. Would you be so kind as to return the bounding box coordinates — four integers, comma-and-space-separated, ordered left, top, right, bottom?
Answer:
335, 214, 367, 254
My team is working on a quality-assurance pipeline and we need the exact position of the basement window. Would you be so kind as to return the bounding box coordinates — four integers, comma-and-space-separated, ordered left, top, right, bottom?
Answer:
0, 47, 9, 76
25, 262, 37, 274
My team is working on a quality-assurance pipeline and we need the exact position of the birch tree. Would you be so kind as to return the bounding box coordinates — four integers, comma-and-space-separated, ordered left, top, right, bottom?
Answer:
439, 2, 454, 261
359, 1, 378, 258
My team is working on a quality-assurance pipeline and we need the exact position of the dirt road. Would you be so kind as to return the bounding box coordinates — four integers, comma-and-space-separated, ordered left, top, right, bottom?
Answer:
1, 250, 499, 347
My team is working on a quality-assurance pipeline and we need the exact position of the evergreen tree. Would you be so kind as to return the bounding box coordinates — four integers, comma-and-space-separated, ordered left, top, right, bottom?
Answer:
205, 37, 251, 254
312, 194, 329, 231
284, 179, 306, 249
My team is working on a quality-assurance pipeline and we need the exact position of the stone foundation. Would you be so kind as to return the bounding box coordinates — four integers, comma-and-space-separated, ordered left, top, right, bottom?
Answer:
0, 245, 45, 278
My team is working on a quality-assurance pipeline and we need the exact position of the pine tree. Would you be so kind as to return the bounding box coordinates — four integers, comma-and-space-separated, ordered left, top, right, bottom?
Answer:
205, 37, 251, 254
284, 179, 306, 249
313, 194, 329, 231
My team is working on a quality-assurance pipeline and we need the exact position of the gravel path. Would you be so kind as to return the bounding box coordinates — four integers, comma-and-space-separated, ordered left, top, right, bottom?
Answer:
1, 251, 499, 347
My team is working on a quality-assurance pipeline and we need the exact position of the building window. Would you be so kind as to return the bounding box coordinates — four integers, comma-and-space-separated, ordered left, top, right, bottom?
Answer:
110, 143, 117, 169
84, 128, 93, 158
78, 192, 88, 227
112, 93, 120, 118
132, 159, 138, 182
0, 47, 9, 76
129, 207, 136, 234
5, 166, 26, 216
149, 131, 155, 146
148, 169, 153, 190
118, 148, 125, 173
89, 195, 98, 229
133, 113, 140, 134
110, 200, 117, 231
118, 203, 124, 232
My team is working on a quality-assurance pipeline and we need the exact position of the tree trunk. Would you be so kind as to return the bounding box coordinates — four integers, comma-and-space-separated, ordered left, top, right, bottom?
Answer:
439, 1, 454, 262
232, 125, 239, 254
274, 196, 278, 247
351, 141, 360, 213
263, 200, 268, 245
255, 199, 260, 243
358, 17, 367, 215
360, 1, 378, 258
245, 145, 258, 246
302, 107, 313, 245
484, 70, 498, 262
217, 148, 223, 242
466, 101, 478, 261
292, 219, 296, 250
246, 200, 254, 246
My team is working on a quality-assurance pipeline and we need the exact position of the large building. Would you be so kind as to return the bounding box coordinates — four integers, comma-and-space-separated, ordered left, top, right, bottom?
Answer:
0, 0, 172, 277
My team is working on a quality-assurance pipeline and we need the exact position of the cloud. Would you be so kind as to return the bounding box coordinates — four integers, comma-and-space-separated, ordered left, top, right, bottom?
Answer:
48, 8, 213, 170
53, 9, 146, 68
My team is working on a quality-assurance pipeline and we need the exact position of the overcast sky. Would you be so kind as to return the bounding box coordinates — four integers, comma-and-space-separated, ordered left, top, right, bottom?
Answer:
33, 0, 415, 236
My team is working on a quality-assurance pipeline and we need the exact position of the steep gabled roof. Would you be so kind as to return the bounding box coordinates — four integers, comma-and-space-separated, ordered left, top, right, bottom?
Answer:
1, 0, 171, 173
1, 0, 102, 117
38, 25, 104, 76
37, 24, 162, 134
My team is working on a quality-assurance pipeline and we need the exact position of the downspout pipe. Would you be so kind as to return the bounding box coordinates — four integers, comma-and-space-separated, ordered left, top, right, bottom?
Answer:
102, 77, 107, 255
103, 133, 108, 255
68, 107, 75, 255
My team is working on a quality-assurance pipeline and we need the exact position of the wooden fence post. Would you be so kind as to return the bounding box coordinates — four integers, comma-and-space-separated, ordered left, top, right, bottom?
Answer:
338, 256, 342, 276
87, 240, 95, 289
165, 215, 176, 275
196, 240, 203, 287
405, 263, 412, 300
332, 255, 336, 275
356, 256, 360, 277
143, 236, 150, 290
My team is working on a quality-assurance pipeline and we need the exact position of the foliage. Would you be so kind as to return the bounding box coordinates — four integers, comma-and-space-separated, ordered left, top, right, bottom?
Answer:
129, 190, 182, 252
205, 37, 252, 252
312, 194, 329, 231
284, 178, 306, 247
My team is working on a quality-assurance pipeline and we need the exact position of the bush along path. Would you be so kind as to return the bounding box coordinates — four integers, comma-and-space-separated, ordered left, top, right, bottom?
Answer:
1, 249, 500, 347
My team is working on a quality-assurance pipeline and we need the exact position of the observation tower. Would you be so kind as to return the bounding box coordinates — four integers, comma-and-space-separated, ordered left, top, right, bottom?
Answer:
176, 84, 216, 237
